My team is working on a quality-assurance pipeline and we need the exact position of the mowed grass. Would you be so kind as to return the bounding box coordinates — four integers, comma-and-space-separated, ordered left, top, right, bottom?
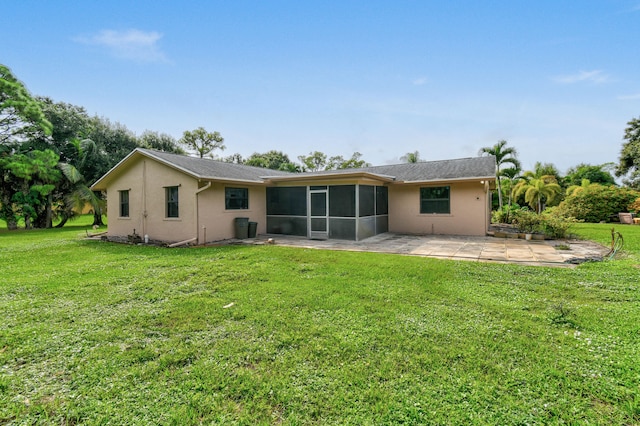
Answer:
0, 219, 639, 424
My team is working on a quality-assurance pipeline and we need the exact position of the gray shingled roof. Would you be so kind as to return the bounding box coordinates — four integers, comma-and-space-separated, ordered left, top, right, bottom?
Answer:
92, 148, 496, 189
364, 156, 496, 181
140, 148, 293, 182
267, 156, 497, 182
144, 149, 496, 182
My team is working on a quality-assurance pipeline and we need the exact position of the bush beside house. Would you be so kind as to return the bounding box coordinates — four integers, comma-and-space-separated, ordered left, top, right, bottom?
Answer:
556, 184, 640, 223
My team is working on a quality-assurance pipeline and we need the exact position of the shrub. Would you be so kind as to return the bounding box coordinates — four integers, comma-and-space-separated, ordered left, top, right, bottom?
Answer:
556, 184, 640, 223
629, 197, 640, 213
491, 204, 521, 224
540, 208, 578, 239
512, 208, 541, 233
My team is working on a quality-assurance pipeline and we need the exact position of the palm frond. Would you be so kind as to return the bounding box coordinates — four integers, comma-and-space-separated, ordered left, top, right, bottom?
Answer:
59, 162, 84, 184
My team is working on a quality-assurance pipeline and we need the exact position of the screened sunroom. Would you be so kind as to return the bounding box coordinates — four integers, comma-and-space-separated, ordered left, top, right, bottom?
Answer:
265, 183, 389, 241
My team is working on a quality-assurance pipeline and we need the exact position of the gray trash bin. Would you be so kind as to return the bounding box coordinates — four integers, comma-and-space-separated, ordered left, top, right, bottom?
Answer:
234, 217, 249, 239
248, 221, 257, 238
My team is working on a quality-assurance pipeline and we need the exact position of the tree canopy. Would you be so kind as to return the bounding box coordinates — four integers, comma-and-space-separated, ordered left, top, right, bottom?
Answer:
0, 65, 52, 146
180, 127, 225, 158
565, 163, 615, 187
616, 117, 640, 189
400, 151, 421, 163
479, 140, 520, 209
298, 151, 370, 172
244, 150, 298, 171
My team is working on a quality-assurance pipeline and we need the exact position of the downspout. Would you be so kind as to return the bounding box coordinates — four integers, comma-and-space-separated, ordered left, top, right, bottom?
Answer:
142, 160, 147, 237
484, 180, 490, 235
195, 181, 212, 244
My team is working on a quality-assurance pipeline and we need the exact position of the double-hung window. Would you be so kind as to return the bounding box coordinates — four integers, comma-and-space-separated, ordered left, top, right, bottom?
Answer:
119, 190, 129, 217
166, 186, 179, 218
420, 186, 450, 214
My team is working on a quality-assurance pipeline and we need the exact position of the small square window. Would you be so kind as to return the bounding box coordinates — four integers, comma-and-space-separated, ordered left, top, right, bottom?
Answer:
119, 190, 129, 217
225, 187, 248, 210
166, 186, 179, 218
420, 186, 450, 214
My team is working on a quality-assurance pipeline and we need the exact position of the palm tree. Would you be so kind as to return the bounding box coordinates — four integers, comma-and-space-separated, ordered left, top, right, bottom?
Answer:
56, 162, 105, 227
513, 177, 561, 213
55, 139, 105, 227
479, 140, 520, 209
565, 178, 591, 197
500, 166, 523, 209
400, 151, 421, 163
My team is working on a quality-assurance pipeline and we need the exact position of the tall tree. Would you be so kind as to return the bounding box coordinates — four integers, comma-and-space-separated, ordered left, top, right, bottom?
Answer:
531, 161, 562, 184
139, 130, 184, 154
0, 64, 53, 229
223, 153, 244, 164
328, 152, 371, 169
616, 117, 640, 188
298, 151, 370, 172
479, 140, 520, 209
500, 165, 523, 210
400, 151, 421, 163
5, 149, 61, 228
298, 151, 328, 172
513, 177, 561, 213
0, 64, 52, 146
565, 163, 615, 187
180, 127, 225, 158
245, 150, 296, 170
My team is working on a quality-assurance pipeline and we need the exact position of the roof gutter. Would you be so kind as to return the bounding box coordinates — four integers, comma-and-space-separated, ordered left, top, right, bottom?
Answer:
401, 176, 496, 185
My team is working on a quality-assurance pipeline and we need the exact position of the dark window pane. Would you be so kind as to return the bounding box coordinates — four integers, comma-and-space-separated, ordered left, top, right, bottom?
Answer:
119, 190, 129, 217
359, 185, 375, 217
420, 186, 450, 214
166, 186, 179, 218
329, 185, 355, 217
376, 186, 388, 215
310, 185, 327, 190
225, 187, 249, 210
267, 187, 307, 216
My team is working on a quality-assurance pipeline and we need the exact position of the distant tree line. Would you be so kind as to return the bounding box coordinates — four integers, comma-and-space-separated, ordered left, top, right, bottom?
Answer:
0, 64, 376, 230
3, 61, 640, 229
480, 137, 640, 224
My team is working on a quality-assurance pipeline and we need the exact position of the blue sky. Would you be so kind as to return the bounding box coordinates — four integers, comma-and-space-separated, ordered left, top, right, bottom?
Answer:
3, 1, 640, 173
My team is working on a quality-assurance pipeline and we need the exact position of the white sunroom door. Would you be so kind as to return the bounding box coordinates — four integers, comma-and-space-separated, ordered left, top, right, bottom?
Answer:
309, 189, 328, 239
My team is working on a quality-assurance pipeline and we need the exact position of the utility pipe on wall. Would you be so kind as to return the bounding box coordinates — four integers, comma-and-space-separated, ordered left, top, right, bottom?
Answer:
195, 181, 212, 245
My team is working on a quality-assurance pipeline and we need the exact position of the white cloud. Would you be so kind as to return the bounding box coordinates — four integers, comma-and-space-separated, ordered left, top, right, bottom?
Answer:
617, 93, 640, 100
74, 29, 167, 62
412, 76, 428, 86
552, 70, 609, 84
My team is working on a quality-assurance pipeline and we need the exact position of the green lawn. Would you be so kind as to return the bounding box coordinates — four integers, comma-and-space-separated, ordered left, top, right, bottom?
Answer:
1, 219, 639, 424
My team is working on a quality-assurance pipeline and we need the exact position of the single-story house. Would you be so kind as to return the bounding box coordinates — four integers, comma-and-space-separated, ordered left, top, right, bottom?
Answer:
90, 148, 496, 244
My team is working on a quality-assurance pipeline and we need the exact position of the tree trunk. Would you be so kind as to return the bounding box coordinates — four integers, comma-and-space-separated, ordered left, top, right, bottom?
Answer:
496, 178, 504, 209
45, 193, 53, 228
55, 211, 70, 228
1, 205, 18, 230
92, 209, 105, 227
1, 191, 18, 230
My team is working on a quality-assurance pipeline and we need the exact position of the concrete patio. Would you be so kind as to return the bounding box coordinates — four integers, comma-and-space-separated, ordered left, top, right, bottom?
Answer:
252, 233, 610, 268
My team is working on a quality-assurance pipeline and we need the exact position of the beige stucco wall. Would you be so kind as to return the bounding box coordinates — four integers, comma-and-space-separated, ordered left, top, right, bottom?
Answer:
107, 158, 199, 242
388, 181, 490, 236
106, 156, 270, 243
196, 183, 267, 243
105, 156, 490, 242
